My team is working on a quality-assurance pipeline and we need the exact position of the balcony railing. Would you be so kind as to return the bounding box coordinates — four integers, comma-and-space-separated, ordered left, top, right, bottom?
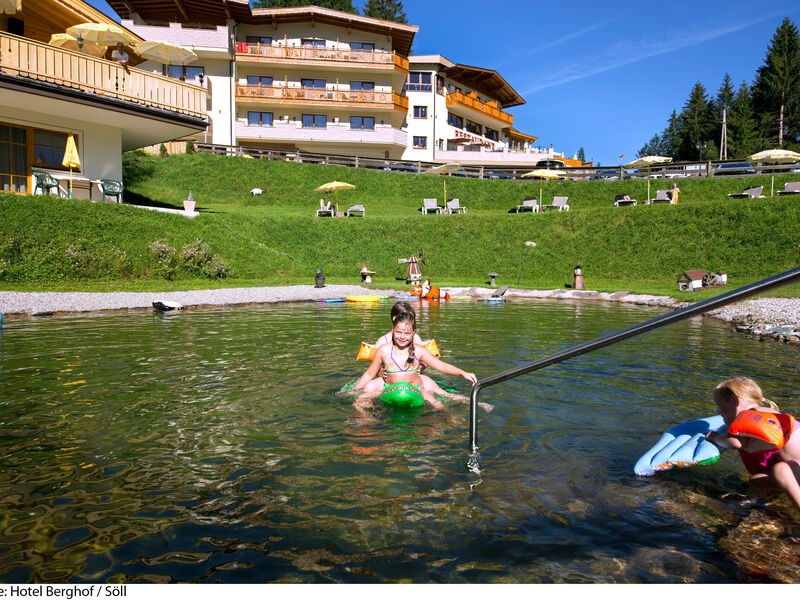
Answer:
236, 42, 409, 72
0, 31, 206, 119
446, 90, 513, 126
236, 121, 408, 146
236, 84, 408, 111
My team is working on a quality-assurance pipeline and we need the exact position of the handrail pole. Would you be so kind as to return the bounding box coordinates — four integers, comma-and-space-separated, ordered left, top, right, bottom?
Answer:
469, 266, 800, 454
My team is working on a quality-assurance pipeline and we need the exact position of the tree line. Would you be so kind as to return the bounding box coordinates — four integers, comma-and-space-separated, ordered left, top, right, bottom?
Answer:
250, 0, 408, 23
638, 17, 800, 161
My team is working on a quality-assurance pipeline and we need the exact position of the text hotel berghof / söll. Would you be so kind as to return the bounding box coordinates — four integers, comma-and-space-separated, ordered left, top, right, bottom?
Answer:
1, 586, 127, 598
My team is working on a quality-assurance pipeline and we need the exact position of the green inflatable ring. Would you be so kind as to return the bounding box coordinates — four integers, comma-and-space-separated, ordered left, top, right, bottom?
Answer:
378, 382, 424, 409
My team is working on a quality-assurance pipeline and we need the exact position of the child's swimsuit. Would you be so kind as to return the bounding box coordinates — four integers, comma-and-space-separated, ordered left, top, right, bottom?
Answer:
738, 413, 799, 475
385, 346, 420, 374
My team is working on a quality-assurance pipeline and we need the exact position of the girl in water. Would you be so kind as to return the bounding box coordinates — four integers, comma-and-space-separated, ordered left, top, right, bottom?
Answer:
352, 311, 477, 412
706, 377, 800, 512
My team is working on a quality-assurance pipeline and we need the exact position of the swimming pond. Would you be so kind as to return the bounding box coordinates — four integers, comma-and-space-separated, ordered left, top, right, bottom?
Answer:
0, 299, 798, 583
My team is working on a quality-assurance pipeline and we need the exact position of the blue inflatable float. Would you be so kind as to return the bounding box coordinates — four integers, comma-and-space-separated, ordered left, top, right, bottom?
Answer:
634, 415, 727, 476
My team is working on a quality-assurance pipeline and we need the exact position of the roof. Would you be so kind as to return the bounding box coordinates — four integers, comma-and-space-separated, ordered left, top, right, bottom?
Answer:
677, 270, 708, 281
248, 6, 418, 56
504, 128, 537, 142
18, 0, 142, 45
442, 63, 524, 108
106, 0, 251, 25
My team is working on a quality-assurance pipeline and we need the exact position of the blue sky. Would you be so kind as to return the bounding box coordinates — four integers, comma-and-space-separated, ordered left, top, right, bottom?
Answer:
87, 0, 800, 165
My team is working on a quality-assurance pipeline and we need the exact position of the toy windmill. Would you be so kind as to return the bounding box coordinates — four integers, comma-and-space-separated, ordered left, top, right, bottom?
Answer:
398, 246, 425, 284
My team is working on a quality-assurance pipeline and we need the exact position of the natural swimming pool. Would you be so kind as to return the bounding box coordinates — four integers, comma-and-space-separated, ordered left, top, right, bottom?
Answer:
0, 299, 798, 583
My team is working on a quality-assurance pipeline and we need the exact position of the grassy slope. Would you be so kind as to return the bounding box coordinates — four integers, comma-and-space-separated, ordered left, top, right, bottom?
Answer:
1, 151, 798, 299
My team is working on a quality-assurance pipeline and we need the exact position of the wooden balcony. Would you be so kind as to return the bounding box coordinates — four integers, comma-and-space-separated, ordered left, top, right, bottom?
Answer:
236, 42, 409, 73
0, 31, 206, 120
236, 84, 408, 112
446, 90, 513, 127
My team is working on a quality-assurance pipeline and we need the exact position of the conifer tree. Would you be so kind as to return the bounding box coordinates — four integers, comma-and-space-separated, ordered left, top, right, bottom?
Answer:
577, 147, 586, 162
751, 17, 800, 146
728, 81, 760, 158
637, 135, 663, 158
362, 0, 408, 23
677, 82, 715, 160
660, 110, 681, 158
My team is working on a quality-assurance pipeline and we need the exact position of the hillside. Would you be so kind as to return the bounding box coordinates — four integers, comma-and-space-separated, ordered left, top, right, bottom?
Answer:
0, 151, 798, 298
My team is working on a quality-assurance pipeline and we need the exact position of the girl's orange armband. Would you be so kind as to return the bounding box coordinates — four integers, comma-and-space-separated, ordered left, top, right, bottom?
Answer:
728, 410, 795, 451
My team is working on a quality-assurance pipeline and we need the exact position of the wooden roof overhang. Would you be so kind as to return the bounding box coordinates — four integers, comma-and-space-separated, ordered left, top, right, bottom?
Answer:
504, 127, 537, 142
106, 0, 251, 25
248, 6, 418, 57
442, 63, 524, 108
13, 0, 142, 45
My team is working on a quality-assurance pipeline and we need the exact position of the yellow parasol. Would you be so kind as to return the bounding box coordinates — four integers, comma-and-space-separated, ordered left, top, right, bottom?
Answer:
626, 156, 672, 202
48, 33, 105, 57
315, 181, 355, 211
66, 23, 136, 54
0, 0, 21, 14
521, 168, 566, 202
62, 134, 80, 199
134, 40, 198, 74
423, 163, 462, 204
748, 149, 800, 197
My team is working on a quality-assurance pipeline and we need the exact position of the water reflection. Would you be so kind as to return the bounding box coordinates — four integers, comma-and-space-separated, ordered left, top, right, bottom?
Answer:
0, 300, 798, 582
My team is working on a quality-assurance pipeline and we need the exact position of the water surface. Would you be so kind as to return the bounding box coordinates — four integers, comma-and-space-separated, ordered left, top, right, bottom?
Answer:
0, 299, 798, 583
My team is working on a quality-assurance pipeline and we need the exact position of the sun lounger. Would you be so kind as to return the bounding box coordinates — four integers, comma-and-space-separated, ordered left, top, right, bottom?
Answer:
346, 204, 365, 217
651, 189, 671, 203
315, 208, 334, 216
777, 181, 800, 196
613, 194, 637, 207
421, 198, 442, 214
446, 198, 466, 213
727, 186, 764, 199
542, 196, 570, 211
515, 197, 540, 213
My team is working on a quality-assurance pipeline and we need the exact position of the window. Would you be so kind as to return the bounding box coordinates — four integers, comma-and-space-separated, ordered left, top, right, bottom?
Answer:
34, 130, 72, 168
247, 75, 273, 87
508, 139, 523, 151
447, 112, 463, 129
465, 120, 482, 135
302, 39, 325, 49
0, 124, 28, 193
246, 35, 272, 45
247, 112, 273, 127
166, 65, 204, 82
302, 114, 327, 129
485, 128, 498, 141
413, 105, 427, 119
351, 42, 374, 51
413, 136, 427, 149
350, 81, 375, 92
406, 72, 432, 92
301, 78, 326, 89
350, 116, 375, 130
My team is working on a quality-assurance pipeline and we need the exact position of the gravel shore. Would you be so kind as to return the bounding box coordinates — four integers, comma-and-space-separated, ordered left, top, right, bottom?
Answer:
0, 285, 798, 346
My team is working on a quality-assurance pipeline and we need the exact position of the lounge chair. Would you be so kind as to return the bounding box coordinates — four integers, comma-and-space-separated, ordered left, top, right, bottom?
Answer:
315, 207, 334, 217
727, 186, 764, 199
777, 181, 800, 196
346, 204, 365, 217
613, 194, 637, 207
32, 169, 60, 196
542, 196, 570, 211
651, 189, 671, 203
99, 179, 124, 203
515, 197, 540, 213
421, 198, 442, 214
446, 198, 466, 214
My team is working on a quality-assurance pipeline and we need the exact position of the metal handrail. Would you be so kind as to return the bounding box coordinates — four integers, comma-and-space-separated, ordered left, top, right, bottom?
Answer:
468, 266, 800, 454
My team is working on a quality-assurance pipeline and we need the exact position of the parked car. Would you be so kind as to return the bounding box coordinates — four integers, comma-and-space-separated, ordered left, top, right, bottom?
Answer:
535, 159, 565, 169
487, 170, 513, 180
594, 169, 620, 180
383, 162, 417, 174
716, 162, 756, 176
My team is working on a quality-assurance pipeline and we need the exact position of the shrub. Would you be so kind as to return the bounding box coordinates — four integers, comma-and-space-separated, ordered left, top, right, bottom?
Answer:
159, 143, 168, 158
149, 237, 228, 280
185, 140, 196, 154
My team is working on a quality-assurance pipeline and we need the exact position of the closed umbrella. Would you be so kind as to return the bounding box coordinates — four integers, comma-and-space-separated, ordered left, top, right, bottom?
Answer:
748, 149, 800, 197
66, 23, 136, 53
135, 40, 197, 73
48, 33, 104, 57
315, 181, 355, 211
0, 0, 21, 14
626, 156, 672, 202
521, 168, 566, 202
423, 163, 462, 205
62, 134, 80, 199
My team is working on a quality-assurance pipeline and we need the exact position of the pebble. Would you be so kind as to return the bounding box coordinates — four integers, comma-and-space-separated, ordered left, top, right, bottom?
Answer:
0, 286, 798, 347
